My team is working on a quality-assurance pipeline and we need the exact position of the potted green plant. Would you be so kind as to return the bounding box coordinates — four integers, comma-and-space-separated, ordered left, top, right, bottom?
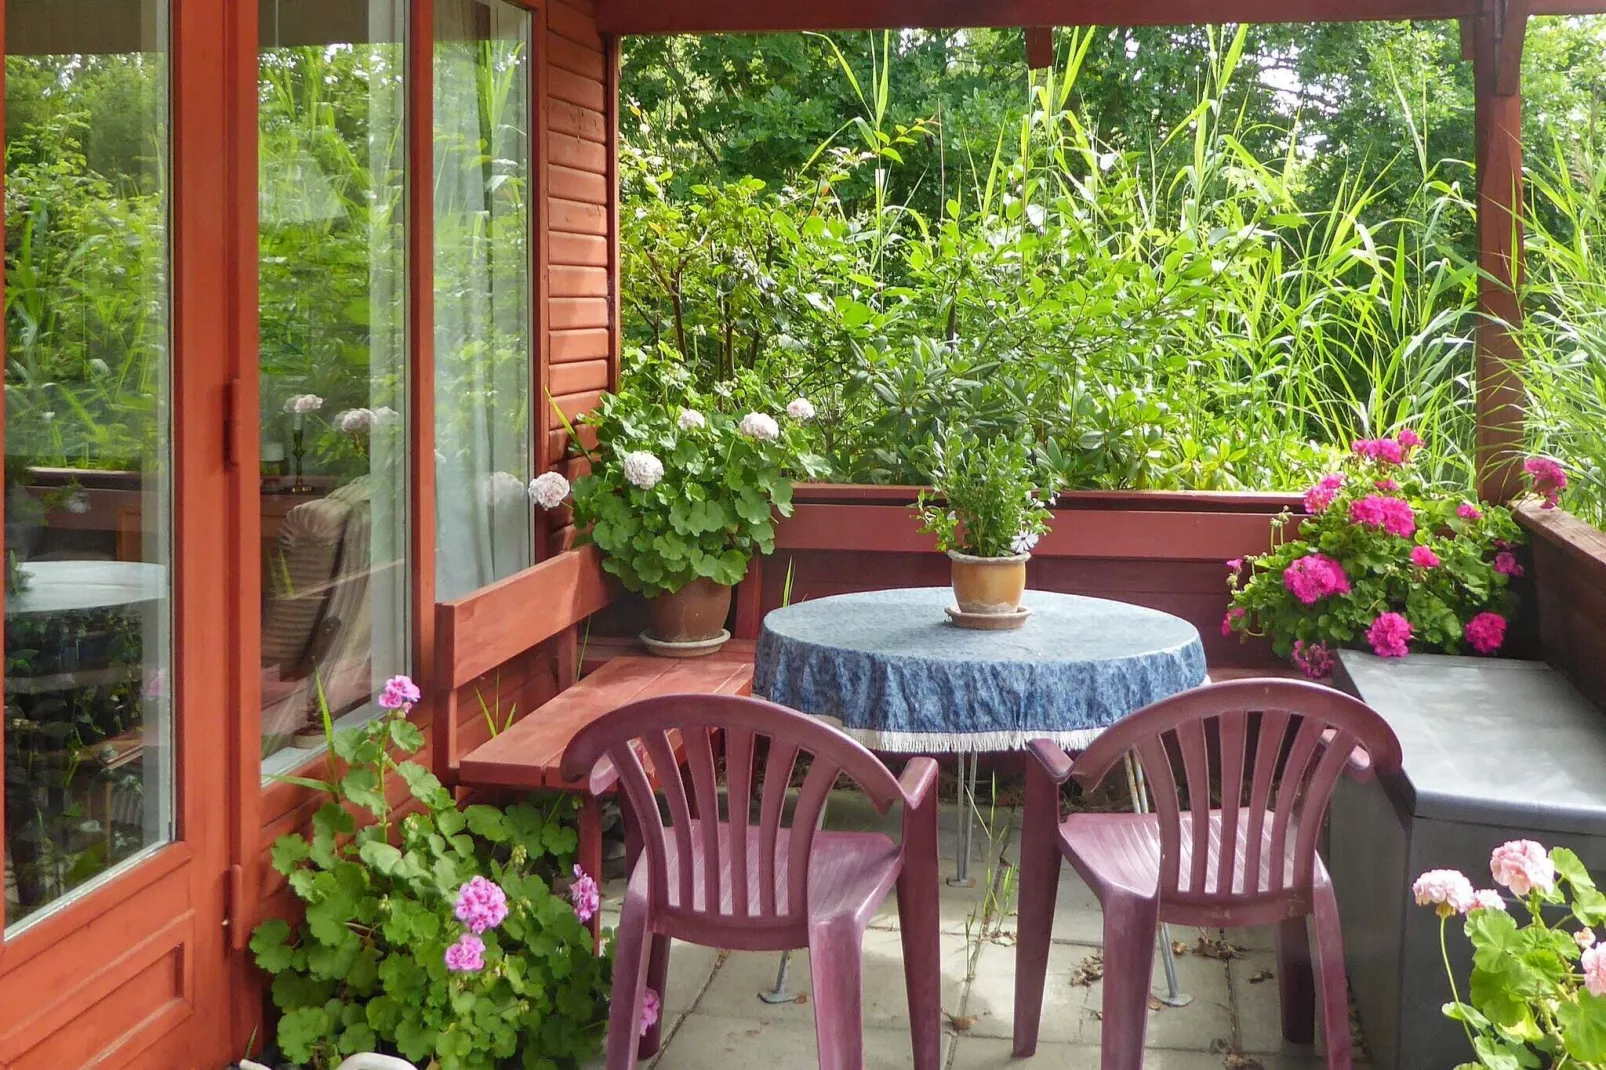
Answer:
535, 353, 824, 656
915, 431, 1056, 629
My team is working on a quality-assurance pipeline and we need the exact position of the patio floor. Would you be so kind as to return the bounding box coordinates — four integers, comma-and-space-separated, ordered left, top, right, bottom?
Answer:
590, 791, 1361, 1070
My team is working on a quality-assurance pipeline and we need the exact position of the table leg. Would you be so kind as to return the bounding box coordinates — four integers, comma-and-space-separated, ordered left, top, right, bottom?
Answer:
761, 790, 834, 1003
948, 752, 979, 888
1124, 754, 1192, 1008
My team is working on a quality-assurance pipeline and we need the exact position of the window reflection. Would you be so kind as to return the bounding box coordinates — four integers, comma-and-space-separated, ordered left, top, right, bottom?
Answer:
258, 0, 409, 766
3, 0, 173, 929
434, 0, 535, 601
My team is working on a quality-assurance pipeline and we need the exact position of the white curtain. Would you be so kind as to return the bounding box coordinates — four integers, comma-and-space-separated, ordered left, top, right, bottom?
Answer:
433, 0, 534, 602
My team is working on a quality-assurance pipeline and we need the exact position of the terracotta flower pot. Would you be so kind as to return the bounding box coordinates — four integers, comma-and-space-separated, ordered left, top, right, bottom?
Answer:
644, 577, 733, 655
948, 549, 1029, 617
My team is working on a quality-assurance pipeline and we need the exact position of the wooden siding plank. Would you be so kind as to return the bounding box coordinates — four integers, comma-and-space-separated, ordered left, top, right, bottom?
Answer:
548, 422, 599, 462
548, 33, 607, 79
553, 388, 607, 422
549, 196, 608, 235
548, 65, 606, 112
549, 163, 609, 204
550, 296, 610, 329
549, 130, 607, 172
550, 327, 613, 362
550, 97, 608, 142
551, 264, 610, 297
549, 0, 605, 49
549, 358, 611, 395
549, 231, 609, 266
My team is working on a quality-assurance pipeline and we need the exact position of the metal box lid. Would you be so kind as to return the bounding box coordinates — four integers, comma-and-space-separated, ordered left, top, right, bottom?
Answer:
1334, 652, 1606, 835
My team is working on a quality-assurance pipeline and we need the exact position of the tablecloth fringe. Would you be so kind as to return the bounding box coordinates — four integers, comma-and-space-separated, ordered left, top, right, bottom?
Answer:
807, 714, 1108, 755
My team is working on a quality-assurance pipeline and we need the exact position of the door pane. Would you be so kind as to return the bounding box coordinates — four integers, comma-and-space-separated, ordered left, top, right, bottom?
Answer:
258, 0, 410, 768
3, 0, 172, 930
433, 0, 534, 601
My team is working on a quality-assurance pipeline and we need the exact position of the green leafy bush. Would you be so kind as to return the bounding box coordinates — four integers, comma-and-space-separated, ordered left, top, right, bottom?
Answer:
1224, 431, 1524, 675
557, 349, 826, 597
249, 683, 610, 1070
1414, 842, 1606, 1069
915, 431, 1055, 558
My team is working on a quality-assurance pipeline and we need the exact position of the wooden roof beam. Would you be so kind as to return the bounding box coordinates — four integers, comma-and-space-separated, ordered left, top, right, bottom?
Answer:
1025, 26, 1054, 67
1494, 0, 1530, 96
597, 0, 1483, 35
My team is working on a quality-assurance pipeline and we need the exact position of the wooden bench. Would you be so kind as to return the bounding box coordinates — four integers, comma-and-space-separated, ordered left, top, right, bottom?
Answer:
433, 545, 755, 903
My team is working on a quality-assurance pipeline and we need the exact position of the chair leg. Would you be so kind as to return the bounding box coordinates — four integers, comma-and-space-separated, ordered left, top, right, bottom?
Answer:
606, 892, 653, 1070
637, 935, 673, 1059
1098, 891, 1160, 1070
896, 792, 943, 1070
808, 919, 866, 1070
1312, 884, 1354, 1070
1012, 760, 1064, 1057
1274, 916, 1316, 1044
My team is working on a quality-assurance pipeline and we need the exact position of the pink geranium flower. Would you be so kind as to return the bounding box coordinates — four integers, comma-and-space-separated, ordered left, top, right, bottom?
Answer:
1367, 612, 1413, 658
1282, 554, 1351, 606
1490, 840, 1556, 896
1413, 868, 1476, 918
1471, 889, 1506, 913
1376, 478, 1400, 492
1493, 551, 1525, 578
379, 674, 421, 710
1291, 640, 1335, 680
1226, 558, 1244, 575
1577, 929, 1598, 950
639, 988, 662, 1037
1410, 545, 1441, 569
569, 865, 601, 923
1457, 502, 1484, 522
1583, 946, 1606, 998
445, 933, 486, 973
1353, 438, 1406, 466
454, 876, 510, 934
1303, 473, 1345, 514
1464, 612, 1507, 655
1398, 428, 1423, 450
1349, 495, 1416, 538
1525, 456, 1567, 509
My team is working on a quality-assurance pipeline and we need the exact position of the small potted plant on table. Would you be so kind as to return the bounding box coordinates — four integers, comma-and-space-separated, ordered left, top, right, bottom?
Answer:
534, 357, 823, 656
916, 431, 1056, 630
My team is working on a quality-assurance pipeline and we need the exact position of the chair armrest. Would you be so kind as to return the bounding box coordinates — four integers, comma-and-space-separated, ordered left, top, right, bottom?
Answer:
1319, 727, 1375, 783
898, 756, 940, 809
1027, 739, 1074, 785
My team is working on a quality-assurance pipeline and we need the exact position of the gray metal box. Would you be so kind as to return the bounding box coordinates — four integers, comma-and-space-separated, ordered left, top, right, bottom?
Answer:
1330, 652, 1606, 1070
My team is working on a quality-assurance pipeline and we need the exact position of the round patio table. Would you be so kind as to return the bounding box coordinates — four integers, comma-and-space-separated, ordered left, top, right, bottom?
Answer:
754, 586, 1207, 755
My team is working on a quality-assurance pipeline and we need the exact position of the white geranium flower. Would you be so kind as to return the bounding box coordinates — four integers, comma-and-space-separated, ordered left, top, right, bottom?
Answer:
371, 405, 400, 425
527, 471, 572, 510
786, 398, 816, 421
1011, 532, 1040, 556
336, 408, 374, 433
678, 409, 706, 431
479, 471, 527, 506
622, 450, 665, 490
739, 413, 780, 441
284, 393, 324, 415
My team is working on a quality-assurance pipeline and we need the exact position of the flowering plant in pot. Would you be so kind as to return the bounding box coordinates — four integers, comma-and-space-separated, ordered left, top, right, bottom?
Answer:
915, 430, 1055, 629
249, 677, 613, 1070
531, 350, 825, 654
1223, 431, 1533, 677
1413, 840, 1606, 1067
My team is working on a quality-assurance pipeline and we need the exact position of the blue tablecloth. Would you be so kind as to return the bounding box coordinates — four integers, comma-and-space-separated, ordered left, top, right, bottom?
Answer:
754, 587, 1207, 752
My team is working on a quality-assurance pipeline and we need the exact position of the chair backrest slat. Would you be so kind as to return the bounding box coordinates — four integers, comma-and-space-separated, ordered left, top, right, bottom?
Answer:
560, 693, 905, 934
1071, 680, 1402, 912
726, 727, 755, 917
1214, 714, 1248, 895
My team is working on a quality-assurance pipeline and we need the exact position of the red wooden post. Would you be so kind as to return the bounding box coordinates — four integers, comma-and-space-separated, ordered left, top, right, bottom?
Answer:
1472, 0, 1527, 503
1025, 27, 1054, 69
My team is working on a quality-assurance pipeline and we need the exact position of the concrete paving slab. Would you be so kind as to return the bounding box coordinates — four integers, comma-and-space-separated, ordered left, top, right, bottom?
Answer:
649, 1015, 949, 1070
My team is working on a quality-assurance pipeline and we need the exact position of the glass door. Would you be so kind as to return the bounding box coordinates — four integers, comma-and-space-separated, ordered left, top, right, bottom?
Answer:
0, 2, 236, 1066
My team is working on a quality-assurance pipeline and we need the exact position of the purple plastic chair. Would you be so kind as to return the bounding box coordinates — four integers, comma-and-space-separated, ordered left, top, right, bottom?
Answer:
560, 693, 944, 1070
1013, 679, 1402, 1069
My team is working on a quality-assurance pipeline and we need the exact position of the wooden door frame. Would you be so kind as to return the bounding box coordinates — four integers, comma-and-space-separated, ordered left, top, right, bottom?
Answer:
0, 1, 239, 1066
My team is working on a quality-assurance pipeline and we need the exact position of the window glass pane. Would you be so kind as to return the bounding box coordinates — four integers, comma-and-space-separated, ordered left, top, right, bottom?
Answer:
433, 0, 533, 601
3, 0, 172, 929
258, 0, 409, 770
